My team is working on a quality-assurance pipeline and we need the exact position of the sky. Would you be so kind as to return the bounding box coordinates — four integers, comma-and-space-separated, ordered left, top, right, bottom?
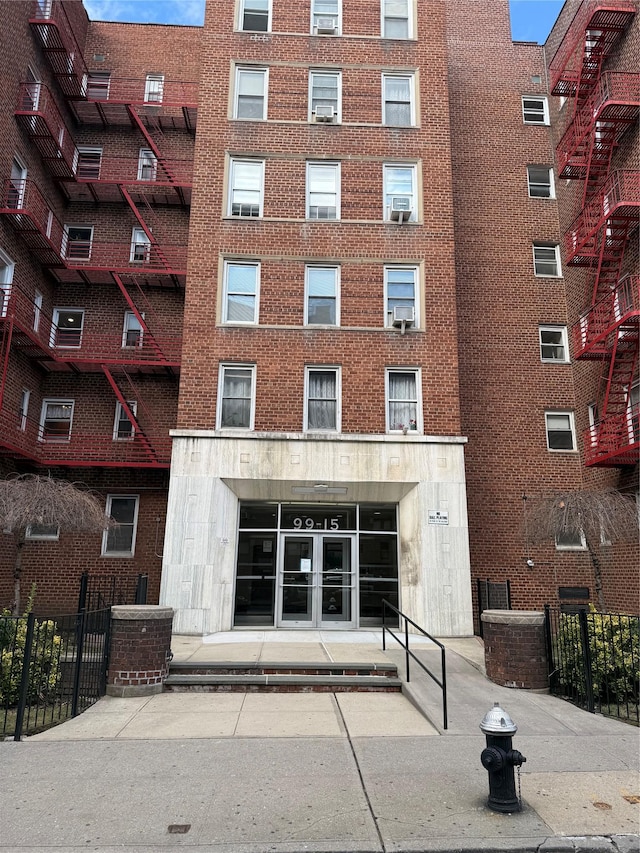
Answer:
82, 0, 567, 44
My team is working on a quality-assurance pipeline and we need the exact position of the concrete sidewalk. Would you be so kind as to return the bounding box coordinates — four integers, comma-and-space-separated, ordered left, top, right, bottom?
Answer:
1, 631, 638, 853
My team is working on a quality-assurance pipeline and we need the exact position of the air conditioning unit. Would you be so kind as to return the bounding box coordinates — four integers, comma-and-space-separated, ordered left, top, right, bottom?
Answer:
392, 306, 415, 327
315, 16, 338, 33
313, 105, 336, 122
389, 196, 413, 222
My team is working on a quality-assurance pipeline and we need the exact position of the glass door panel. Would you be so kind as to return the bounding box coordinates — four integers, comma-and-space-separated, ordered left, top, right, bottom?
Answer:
321, 537, 353, 625
280, 536, 314, 624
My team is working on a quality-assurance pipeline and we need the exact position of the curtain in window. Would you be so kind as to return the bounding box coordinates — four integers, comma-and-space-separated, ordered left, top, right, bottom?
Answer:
388, 372, 416, 430
313, 0, 339, 16
383, 0, 409, 38
312, 74, 338, 109
226, 264, 257, 322
222, 368, 252, 427
308, 371, 336, 429
307, 268, 336, 324
231, 161, 262, 213
384, 77, 411, 125
308, 165, 337, 218
237, 71, 265, 119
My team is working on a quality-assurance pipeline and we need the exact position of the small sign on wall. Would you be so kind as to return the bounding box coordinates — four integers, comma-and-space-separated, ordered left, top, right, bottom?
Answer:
428, 510, 449, 525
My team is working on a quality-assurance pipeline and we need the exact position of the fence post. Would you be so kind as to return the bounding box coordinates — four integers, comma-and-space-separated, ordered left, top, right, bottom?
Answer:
71, 609, 86, 717
543, 604, 555, 689
578, 609, 595, 713
477, 578, 484, 637
135, 573, 148, 605
14, 612, 35, 741
77, 571, 88, 613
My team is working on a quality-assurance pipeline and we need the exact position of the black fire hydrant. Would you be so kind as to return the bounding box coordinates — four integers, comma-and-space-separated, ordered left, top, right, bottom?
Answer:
479, 702, 526, 813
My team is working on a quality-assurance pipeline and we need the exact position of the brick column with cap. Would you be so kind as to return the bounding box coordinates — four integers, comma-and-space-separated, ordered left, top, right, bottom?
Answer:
107, 605, 174, 697
481, 610, 548, 691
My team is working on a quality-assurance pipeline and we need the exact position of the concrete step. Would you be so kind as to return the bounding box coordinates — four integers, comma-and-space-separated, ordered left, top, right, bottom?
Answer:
164, 673, 403, 692
169, 660, 398, 677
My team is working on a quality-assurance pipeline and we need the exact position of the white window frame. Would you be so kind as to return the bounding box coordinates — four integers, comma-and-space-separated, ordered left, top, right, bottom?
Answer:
527, 165, 555, 199
311, 0, 342, 34
63, 225, 93, 261
137, 148, 157, 181
25, 523, 60, 541
122, 311, 144, 348
0, 247, 15, 318
86, 71, 111, 100
533, 243, 562, 277
239, 0, 271, 31
306, 162, 340, 220
381, 0, 412, 38
228, 158, 265, 218
383, 163, 418, 222
102, 494, 139, 557
308, 70, 342, 122
9, 156, 27, 209
304, 366, 341, 432
113, 400, 137, 441
19, 389, 30, 432
304, 265, 340, 326
217, 363, 256, 430
33, 290, 43, 332
545, 411, 577, 452
130, 228, 151, 263
555, 530, 587, 550
144, 74, 164, 104
50, 307, 85, 349
386, 368, 422, 433
39, 398, 74, 443
74, 146, 102, 180
539, 325, 569, 363
522, 95, 550, 125
234, 67, 268, 120
382, 73, 416, 127
384, 266, 419, 328
222, 261, 260, 325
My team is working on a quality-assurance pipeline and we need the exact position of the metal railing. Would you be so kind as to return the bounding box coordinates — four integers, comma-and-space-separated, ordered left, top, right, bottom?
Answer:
77, 571, 147, 612
381, 599, 447, 730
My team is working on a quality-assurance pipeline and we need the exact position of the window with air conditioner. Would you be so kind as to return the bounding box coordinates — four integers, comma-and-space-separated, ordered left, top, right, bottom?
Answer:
382, 0, 412, 38
240, 0, 271, 31
527, 165, 555, 198
39, 399, 74, 442
305, 367, 340, 431
113, 400, 137, 441
383, 163, 417, 222
522, 96, 549, 125
144, 74, 164, 104
234, 67, 268, 120
102, 495, 139, 557
305, 266, 339, 325
51, 307, 84, 348
223, 261, 260, 324
122, 311, 144, 348
545, 411, 576, 451
382, 74, 415, 126
385, 266, 418, 328
539, 325, 568, 362
218, 363, 256, 429
311, 0, 341, 33
533, 243, 562, 277
309, 70, 341, 122
228, 158, 264, 217
306, 162, 340, 220
137, 148, 157, 181
386, 368, 421, 433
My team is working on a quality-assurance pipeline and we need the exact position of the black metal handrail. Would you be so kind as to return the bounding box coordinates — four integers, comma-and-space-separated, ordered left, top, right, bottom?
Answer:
381, 599, 448, 730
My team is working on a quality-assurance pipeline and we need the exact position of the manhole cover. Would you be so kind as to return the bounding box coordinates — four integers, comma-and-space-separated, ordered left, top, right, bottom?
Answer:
168, 824, 191, 834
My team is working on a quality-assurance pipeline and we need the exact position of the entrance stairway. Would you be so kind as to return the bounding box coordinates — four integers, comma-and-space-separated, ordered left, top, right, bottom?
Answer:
164, 660, 402, 693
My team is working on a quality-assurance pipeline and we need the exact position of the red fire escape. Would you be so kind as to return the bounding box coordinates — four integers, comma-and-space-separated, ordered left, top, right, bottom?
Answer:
0, 0, 197, 468
550, 1, 639, 466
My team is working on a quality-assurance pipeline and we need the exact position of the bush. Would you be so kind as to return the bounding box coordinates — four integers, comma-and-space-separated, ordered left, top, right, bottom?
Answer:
0, 590, 62, 707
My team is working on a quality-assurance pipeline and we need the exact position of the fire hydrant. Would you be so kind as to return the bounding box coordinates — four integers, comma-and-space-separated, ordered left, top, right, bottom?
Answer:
479, 702, 526, 813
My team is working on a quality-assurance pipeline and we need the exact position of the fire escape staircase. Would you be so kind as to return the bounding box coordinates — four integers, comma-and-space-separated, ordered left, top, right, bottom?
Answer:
552, 1, 638, 467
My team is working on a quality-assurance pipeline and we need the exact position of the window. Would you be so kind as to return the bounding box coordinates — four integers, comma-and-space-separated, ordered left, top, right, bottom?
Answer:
545, 411, 576, 451
539, 325, 569, 362
113, 400, 136, 440
19, 389, 30, 431
218, 364, 255, 429
39, 399, 74, 442
383, 163, 417, 221
144, 74, 164, 104
386, 369, 420, 432
382, 74, 415, 126
137, 149, 157, 181
26, 523, 59, 540
24, 66, 41, 112
305, 367, 340, 431
33, 290, 43, 332
240, 0, 270, 31
75, 146, 102, 180
122, 311, 144, 348
309, 70, 341, 122
311, 0, 340, 33
0, 248, 15, 317
382, 0, 411, 38
8, 157, 27, 209
556, 530, 586, 550
228, 159, 264, 217
234, 67, 268, 120
533, 244, 561, 277
527, 166, 555, 198
223, 261, 259, 324
385, 266, 418, 327
51, 307, 84, 348
102, 495, 139, 557
63, 225, 93, 261
522, 96, 549, 125
86, 72, 111, 100
306, 162, 340, 220
305, 266, 339, 325
130, 228, 151, 263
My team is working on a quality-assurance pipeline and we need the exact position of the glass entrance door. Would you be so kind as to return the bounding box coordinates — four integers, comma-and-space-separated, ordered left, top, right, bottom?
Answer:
278, 534, 355, 627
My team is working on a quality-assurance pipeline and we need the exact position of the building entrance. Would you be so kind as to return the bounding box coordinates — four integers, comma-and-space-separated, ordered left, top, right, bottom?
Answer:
278, 534, 355, 627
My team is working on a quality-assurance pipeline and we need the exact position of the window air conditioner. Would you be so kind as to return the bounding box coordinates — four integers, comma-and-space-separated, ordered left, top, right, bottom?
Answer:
392, 306, 415, 327
315, 17, 338, 33
313, 105, 336, 122
389, 196, 413, 222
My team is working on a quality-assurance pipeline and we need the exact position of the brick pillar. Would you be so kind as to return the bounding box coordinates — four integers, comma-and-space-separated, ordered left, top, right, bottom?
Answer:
107, 605, 174, 697
481, 610, 548, 691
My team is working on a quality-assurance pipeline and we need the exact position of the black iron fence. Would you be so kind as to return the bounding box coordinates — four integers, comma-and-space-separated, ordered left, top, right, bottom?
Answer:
78, 571, 148, 612
544, 605, 639, 725
0, 607, 111, 740
476, 579, 511, 637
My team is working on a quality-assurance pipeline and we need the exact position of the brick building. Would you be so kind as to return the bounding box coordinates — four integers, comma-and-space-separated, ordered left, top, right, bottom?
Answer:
0, 0, 637, 632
